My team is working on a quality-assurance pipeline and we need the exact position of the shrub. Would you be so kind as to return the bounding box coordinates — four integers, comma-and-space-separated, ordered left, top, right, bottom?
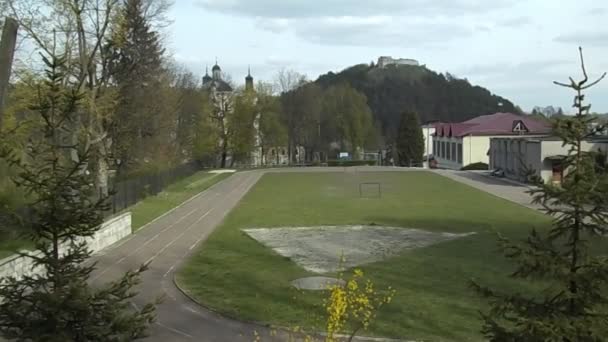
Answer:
461, 162, 489, 171
327, 160, 377, 167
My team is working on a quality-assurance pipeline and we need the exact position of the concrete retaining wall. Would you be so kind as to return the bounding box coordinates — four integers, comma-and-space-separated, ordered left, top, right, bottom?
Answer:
0, 212, 131, 280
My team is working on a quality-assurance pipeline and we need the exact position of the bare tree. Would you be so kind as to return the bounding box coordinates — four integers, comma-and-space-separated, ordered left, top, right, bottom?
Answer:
274, 67, 307, 94
7, 0, 121, 196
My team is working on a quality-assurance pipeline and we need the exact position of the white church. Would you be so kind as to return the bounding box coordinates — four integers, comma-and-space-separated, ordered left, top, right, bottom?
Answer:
201, 61, 300, 167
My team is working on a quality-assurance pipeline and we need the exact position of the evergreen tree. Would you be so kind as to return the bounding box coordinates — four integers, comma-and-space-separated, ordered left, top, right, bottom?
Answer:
0, 54, 155, 341
109, 0, 168, 174
396, 111, 424, 166
471, 48, 608, 341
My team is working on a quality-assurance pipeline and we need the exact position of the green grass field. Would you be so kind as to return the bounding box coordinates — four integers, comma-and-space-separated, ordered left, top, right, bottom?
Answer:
130, 171, 232, 231
177, 171, 553, 341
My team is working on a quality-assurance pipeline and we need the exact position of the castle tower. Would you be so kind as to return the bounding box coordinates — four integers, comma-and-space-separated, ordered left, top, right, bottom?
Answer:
245, 66, 254, 92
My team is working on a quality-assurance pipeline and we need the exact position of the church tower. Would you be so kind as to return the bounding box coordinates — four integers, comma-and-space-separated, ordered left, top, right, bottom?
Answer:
245, 66, 254, 92
202, 65, 212, 86
212, 59, 221, 80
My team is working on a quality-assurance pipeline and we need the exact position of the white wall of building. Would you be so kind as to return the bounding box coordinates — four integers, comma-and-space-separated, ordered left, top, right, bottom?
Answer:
0, 212, 132, 281
465, 136, 491, 166
422, 126, 435, 158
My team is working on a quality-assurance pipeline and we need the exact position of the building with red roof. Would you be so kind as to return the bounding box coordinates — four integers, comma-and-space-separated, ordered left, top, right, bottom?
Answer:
432, 112, 551, 169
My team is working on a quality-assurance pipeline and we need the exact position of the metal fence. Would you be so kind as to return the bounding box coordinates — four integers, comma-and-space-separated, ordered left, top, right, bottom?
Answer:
104, 162, 201, 217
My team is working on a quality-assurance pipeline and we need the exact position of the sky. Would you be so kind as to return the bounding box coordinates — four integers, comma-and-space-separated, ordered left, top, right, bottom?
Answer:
167, 0, 608, 114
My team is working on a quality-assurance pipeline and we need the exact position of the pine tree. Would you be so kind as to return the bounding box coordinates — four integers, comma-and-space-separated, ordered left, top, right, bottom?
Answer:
396, 111, 424, 166
0, 54, 155, 341
471, 48, 608, 341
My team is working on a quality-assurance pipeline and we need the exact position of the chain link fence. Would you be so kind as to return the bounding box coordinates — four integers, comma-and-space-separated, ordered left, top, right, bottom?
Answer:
103, 162, 201, 217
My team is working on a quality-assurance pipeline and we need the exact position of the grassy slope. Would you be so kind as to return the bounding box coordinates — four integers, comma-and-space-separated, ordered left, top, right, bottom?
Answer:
130, 171, 232, 231
177, 171, 552, 341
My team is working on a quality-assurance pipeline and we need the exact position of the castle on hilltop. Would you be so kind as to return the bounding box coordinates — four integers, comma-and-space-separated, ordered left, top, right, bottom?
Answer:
377, 56, 419, 68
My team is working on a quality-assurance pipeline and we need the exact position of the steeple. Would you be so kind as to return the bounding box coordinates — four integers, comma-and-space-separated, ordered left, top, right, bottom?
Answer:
245, 65, 254, 92
202, 65, 212, 85
212, 58, 221, 80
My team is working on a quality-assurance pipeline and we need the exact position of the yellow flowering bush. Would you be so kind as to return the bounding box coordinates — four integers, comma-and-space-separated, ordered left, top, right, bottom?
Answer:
254, 256, 396, 342
324, 268, 395, 342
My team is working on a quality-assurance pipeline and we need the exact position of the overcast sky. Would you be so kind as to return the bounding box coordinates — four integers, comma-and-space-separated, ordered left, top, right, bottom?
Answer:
168, 0, 608, 113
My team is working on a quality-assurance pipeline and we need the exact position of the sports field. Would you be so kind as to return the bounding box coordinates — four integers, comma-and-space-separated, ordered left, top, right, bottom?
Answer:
177, 171, 551, 340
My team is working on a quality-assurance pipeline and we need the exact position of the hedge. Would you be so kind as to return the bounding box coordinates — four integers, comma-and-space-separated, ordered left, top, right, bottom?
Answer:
461, 162, 489, 171
327, 160, 377, 167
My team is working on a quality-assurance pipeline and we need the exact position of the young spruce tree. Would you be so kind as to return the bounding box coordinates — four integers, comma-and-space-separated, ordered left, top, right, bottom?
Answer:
0, 54, 155, 341
472, 48, 608, 341
396, 111, 424, 167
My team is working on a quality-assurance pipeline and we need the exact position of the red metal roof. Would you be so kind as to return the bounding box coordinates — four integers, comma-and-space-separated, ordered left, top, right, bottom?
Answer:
433, 112, 551, 138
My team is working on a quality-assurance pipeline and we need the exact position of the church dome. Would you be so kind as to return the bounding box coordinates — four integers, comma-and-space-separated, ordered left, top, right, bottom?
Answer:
212, 64, 221, 72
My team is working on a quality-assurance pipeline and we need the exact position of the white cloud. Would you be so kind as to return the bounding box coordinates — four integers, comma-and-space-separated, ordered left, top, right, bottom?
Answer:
255, 17, 290, 33
195, 0, 521, 18
554, 32, 608, 46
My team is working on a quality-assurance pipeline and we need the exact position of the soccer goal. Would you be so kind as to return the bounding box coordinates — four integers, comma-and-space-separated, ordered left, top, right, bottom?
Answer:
359, 182, 382, 198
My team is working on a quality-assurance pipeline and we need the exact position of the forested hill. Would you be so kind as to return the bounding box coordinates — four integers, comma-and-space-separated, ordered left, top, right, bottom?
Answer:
315, 63, 519, 138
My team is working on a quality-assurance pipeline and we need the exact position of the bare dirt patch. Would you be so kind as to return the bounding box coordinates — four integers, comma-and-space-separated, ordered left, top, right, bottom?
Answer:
243, 226, 474, 274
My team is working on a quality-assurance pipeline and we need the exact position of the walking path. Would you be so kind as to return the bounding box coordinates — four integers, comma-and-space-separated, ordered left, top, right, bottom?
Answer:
432, 169, 543, 211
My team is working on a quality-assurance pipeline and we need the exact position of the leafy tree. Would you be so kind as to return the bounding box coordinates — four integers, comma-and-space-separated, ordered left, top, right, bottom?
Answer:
193, 92, 220, 166
471, 48, 608, 341
256, 82, 287, 165
229, 89, 257, 166
322, 83, 375, 157
280, 82, 322, 163
0, 54, 155, 341
395, 111, 424, 166
174, 69, 203, 162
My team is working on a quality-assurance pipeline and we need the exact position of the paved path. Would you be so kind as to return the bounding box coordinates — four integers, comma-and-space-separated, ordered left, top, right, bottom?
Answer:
90, 171, 274, 342
432, 169, 542, 211
87, 167, 541, 342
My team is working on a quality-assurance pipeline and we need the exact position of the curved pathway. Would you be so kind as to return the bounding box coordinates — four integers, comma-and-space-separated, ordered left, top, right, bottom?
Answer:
91, 170, 270, 341
89, 167, 535, 341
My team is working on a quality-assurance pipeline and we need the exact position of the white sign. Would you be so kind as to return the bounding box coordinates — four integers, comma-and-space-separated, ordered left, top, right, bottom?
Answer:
339, 152, 349, 159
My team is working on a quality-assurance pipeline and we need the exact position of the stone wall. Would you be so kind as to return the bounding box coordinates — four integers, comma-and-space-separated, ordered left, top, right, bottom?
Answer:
0, 212, 131, 281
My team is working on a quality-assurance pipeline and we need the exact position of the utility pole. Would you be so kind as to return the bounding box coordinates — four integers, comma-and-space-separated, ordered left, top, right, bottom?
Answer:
0, 17, 18, 131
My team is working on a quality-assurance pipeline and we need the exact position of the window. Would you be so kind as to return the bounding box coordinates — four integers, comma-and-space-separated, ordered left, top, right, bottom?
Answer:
457, 144, 463, 163
446, 142, 451, 160
451, 143, 457, 161
441, 142, 446, 158
433, 141, 437, 156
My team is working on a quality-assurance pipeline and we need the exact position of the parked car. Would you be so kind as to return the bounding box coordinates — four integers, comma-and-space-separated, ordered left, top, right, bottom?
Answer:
491, 169, 505, 178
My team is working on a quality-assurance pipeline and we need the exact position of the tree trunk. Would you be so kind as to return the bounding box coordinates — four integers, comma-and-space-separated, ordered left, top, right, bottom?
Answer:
220, 152, 226, 168
0, 18, 18, 130
96, 156, 109, 198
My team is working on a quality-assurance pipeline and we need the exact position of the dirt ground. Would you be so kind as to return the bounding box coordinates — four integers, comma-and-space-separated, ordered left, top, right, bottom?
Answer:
243, 225, 474, 274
